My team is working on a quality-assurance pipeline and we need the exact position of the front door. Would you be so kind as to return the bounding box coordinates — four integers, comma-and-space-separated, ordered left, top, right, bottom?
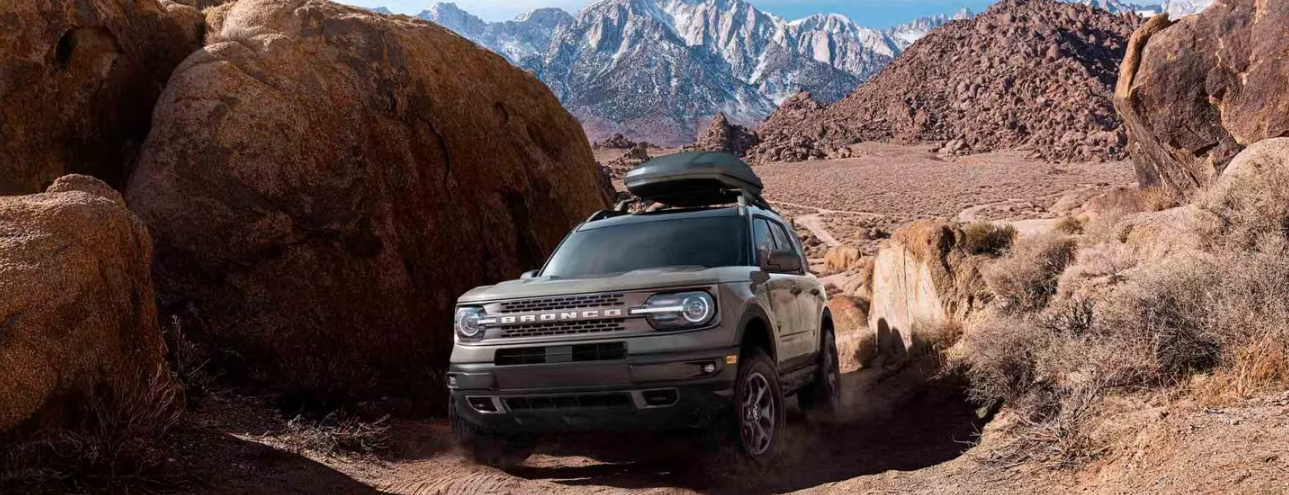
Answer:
752, 217, 802, 368
766, 218, 815, 370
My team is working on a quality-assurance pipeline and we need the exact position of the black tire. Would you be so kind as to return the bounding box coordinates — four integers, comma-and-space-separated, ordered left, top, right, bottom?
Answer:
449, 396, 534, 470
733, 349, 786, 463
798, 328, 841, 417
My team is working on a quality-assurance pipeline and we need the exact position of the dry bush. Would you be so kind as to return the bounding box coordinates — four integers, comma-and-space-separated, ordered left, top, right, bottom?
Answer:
963, 175, 1289, 466
278, 411, 391, 457
0, 367, 185, 492
962, 222, 1017, 256
982, 232, 1078, 313
1083, 187, 1176, 243
1094, 186, 1175, 217
1054, 241, 1138, 303
165, 315, 222, 406
1196, 158, 1289, 254
979, 378, 1106, 469
1055, 215, 1083, 235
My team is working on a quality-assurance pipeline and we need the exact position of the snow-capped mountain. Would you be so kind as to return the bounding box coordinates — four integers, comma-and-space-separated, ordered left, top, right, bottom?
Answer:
420, 3, 572, 70
415, 0, 949, 145
884, 8, 973, 46
1067, 0, 1214, 16
1162, 0, 1215, 16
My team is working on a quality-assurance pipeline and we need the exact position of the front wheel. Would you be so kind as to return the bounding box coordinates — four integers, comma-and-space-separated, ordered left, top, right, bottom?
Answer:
733, 350, 786, 462
798, 328, 841, 417
449, 396, 534, 470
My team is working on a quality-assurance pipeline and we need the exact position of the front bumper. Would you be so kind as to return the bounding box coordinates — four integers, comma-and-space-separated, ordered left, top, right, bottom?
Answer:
448, 345, 740, 434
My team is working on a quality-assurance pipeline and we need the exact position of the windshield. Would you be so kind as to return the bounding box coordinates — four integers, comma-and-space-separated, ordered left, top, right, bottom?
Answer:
541, 215, 749, 278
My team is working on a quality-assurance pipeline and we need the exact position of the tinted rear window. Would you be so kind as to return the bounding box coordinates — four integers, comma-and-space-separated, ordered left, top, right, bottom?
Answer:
542, 216, 749, 278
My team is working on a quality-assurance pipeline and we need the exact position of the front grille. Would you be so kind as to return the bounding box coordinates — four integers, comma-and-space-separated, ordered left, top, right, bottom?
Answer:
500, 293, 625, 313
495, 342, 626, 365
571, 342, 627, 362
500, 319, 625, 338
495, 347, 547, 365
505, 393, 632, 411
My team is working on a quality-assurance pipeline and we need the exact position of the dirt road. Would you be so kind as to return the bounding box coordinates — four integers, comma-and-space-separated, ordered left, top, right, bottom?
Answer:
178, 354, 992, 495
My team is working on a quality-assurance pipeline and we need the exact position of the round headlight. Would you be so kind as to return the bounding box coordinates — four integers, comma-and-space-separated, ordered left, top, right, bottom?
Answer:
635, 291, 716, 330
455, 307, 487, 340
682, 295, 712, 323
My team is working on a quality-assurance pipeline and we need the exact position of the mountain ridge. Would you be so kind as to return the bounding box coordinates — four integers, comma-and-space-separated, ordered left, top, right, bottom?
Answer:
414, 0, 970, 145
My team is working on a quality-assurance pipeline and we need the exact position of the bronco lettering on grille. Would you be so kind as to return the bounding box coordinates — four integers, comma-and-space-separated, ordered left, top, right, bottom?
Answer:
494, 308, 624, 326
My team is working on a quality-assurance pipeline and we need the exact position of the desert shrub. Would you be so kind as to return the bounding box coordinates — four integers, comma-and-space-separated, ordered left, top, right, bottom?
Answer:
1083, 187, 1177, 243
0, 367, 185, 492
1055, 215, 1083, 235
1095, 186, 1176, 217
962, 222, 1017, 256
1053, 241, 1138, 303
1196, 157, 1289, 253
982, 232, 1077, 313
278, 411, 391, 457
164, 316, 221, 406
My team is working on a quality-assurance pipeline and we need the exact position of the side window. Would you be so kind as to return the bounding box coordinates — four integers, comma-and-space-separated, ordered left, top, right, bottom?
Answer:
769, 221, 799, 259
752, 218, 776, 266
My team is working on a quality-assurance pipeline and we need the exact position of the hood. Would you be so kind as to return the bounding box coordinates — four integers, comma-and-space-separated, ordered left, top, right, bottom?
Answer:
457, 266, 756, 304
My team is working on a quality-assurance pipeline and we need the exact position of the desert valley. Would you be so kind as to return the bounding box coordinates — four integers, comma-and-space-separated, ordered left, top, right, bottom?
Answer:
2, 0, 1288, 494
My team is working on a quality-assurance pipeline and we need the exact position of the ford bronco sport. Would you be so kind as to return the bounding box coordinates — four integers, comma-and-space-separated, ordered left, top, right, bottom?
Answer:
447, 152, 840, 468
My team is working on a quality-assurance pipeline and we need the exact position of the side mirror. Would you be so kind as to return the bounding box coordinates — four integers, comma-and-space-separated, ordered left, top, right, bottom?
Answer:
520, 270, 539, 280
762, 250, 802, 274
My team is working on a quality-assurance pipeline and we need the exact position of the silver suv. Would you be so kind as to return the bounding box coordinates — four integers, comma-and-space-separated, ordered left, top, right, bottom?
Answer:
447, 152, 839, 468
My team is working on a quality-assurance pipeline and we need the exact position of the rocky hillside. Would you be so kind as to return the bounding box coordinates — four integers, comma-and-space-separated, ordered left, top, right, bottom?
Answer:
749, 0, 1142, 163
1116, 1, 1288, 198
417, 0, 971, 146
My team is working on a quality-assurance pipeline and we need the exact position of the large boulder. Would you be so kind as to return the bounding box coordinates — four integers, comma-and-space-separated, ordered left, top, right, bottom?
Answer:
126, 0, 606, 405
0, 176, 169, 431
867, 220, 990, 356
1115, 1, 1289, 199
0, 0, 204, 195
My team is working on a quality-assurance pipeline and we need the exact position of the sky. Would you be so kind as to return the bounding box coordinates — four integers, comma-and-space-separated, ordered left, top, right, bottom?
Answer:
341, 0, 1002, 29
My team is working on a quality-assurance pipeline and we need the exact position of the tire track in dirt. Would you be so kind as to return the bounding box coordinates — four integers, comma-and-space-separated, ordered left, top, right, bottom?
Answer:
769, 200, 885, 249
956, 184, 1104, 237
379, 460, 564, 495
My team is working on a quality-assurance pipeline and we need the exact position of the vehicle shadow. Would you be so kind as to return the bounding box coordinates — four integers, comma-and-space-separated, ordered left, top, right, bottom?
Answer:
512, 364, 988, 494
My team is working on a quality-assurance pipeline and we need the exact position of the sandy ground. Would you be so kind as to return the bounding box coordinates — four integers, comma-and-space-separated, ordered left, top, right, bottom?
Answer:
756, 143, 1134, 250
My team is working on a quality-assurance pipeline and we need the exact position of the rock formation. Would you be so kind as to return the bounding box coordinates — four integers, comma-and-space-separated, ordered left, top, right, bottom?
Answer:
126, 0, 606, 405
823, 246, 863, 274
594, 133, 638, 150
686, 113, 760, 156
867, 220, 990, 356
745, 92, 828, 163
750, 0, 1141, 164
0, 176, 170, 431
1114, 0, 1289, 199
0, 0, 204, 195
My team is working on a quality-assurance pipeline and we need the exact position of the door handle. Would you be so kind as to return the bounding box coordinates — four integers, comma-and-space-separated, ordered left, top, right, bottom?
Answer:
790, 287, 803, 296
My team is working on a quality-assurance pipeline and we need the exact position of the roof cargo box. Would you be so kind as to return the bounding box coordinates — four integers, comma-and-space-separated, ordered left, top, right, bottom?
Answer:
624, 152, 764, 208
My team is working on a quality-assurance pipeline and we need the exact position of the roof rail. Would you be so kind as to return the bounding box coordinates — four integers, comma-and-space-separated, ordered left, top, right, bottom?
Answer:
586, 208, 627, 222
599, 188, 774, 217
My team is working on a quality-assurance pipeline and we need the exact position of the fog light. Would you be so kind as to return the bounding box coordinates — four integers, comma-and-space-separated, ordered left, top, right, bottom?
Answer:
702, 363, 717, 374
448, 375, 458, 387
